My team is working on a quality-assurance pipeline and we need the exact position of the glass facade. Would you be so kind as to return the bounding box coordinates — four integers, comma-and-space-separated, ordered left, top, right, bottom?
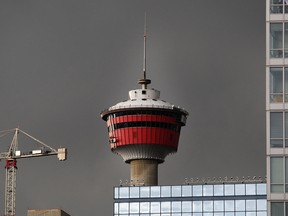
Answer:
271, 202, 288, 216
270, 23, 288, 58
270, 112, 288, 147
270, 67, 288, 103
270, 156, 288, 192
114, 183, 267, 216
270, 0, 288, 14
268, 0, 288, 215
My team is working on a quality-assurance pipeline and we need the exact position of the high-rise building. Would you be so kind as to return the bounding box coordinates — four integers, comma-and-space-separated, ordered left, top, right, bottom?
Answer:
100, 28, 188, 186
27, 209, 70, 216
266, 1, 288, 215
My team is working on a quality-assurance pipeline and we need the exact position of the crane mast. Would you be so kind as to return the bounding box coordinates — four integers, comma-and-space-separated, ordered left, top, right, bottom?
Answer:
5, 160, 17, 216
0, 128, 67, 216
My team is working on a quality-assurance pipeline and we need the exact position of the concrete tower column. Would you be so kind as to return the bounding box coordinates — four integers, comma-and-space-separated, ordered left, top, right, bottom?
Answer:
130, 160, 158, 186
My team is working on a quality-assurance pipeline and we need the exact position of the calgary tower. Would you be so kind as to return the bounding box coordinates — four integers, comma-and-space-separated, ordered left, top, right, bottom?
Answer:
101, 24, 188, 186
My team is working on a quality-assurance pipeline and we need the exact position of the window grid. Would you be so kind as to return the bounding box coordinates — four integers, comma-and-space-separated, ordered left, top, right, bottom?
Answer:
270, 112, 288, 148
114, 199, 267, 215
270, 156, 288, 192
114, 184, 266, 199
270, 23, 288, 58
270, 67, 288, 103
270, 0, 288, 14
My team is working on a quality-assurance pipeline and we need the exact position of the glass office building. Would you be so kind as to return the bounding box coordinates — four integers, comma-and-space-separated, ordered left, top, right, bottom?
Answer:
267, 1, 288, 216
113, 182, 267, 216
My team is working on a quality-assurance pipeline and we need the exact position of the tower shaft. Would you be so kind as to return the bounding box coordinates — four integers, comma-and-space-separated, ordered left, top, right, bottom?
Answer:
130, 159, 158, 186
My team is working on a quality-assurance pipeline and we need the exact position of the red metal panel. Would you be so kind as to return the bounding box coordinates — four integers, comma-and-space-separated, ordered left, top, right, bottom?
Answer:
143, 128, 147, 144
147, 127, 152, 144
137, 127, 142, 144
123, 128, 127, 145
110, 114, 177, 124
112, 127, 181, 148
128, 128, 133, 144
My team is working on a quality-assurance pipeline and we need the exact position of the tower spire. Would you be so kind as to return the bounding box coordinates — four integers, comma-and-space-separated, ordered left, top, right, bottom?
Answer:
143, 13, 147, 79
138, 13, 151, 89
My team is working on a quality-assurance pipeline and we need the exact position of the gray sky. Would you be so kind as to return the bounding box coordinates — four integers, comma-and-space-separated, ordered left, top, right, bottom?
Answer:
0, 0, 265, 215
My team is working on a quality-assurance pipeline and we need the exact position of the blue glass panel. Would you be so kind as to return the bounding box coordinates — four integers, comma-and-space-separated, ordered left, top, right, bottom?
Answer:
246, 184, 256, 195
214, 213, 224, 216
224, 185, 234, 196
256, 184, 266, 195
172, 186, 181, 197
193, 201, 202, 212
193, 213, 202, 216
257, 212, 267, 216
161, 186, 171, 197
151, 186, 161, 197
235, 184, 245, 195
203, 213, 213, 216
130, 187, 140, 198
130, 202, 139, 213
246, 212, 257, 216
182, 201, 192, 212
235, 200, 245, 211
119, 203, 129, 214
114, 187, 119, 199
257, 200, 267, 211
114, 203, 119, 214
203, 185, 213, 196
151, 202, 160, 213
246, 200, 256, 211
225, 212, 235, 216
214, 200, 224, 211
119, 187, 129, 198
140, 202, 149, 213
225, 200, 234, 211
182, 185, 192, 196
140, 187, 150, 198
235, 212, 245, 216
172, 201, 181, 213
161, 202, 170, 213
214, 185, 224, 196
203, 200, 213, 212
193, 185, 203, 196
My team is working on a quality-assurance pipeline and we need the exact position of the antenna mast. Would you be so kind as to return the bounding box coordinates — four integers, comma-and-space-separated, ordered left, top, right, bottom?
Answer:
138, 14, 151, 89
143, 13, 147, 79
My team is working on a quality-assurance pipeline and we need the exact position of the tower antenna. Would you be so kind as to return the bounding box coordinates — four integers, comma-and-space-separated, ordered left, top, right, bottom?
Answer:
138, 13, 151, 89
143, 13, 147, 79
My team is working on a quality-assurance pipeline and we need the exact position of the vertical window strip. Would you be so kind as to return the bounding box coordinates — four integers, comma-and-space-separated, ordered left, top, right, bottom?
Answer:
270, 23, 284, 58
270, 112, 284, 147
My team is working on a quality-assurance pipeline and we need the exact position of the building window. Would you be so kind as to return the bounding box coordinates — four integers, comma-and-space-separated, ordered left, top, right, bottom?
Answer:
271, 202, 284, 216
270, 0, 288, 14
270, 112, 288, 147
270, 67, 288, 102
270, 157, 288, 192
270, 23, 288, 58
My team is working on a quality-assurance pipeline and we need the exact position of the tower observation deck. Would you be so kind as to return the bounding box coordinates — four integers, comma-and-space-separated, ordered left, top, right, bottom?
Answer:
100, 26, 188, 186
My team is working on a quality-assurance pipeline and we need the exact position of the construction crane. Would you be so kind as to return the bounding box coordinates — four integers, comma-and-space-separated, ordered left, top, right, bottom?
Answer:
0, 128, 67, 216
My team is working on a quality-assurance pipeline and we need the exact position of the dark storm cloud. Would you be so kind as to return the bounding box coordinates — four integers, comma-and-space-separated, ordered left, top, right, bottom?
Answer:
0, 0, 265, 215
